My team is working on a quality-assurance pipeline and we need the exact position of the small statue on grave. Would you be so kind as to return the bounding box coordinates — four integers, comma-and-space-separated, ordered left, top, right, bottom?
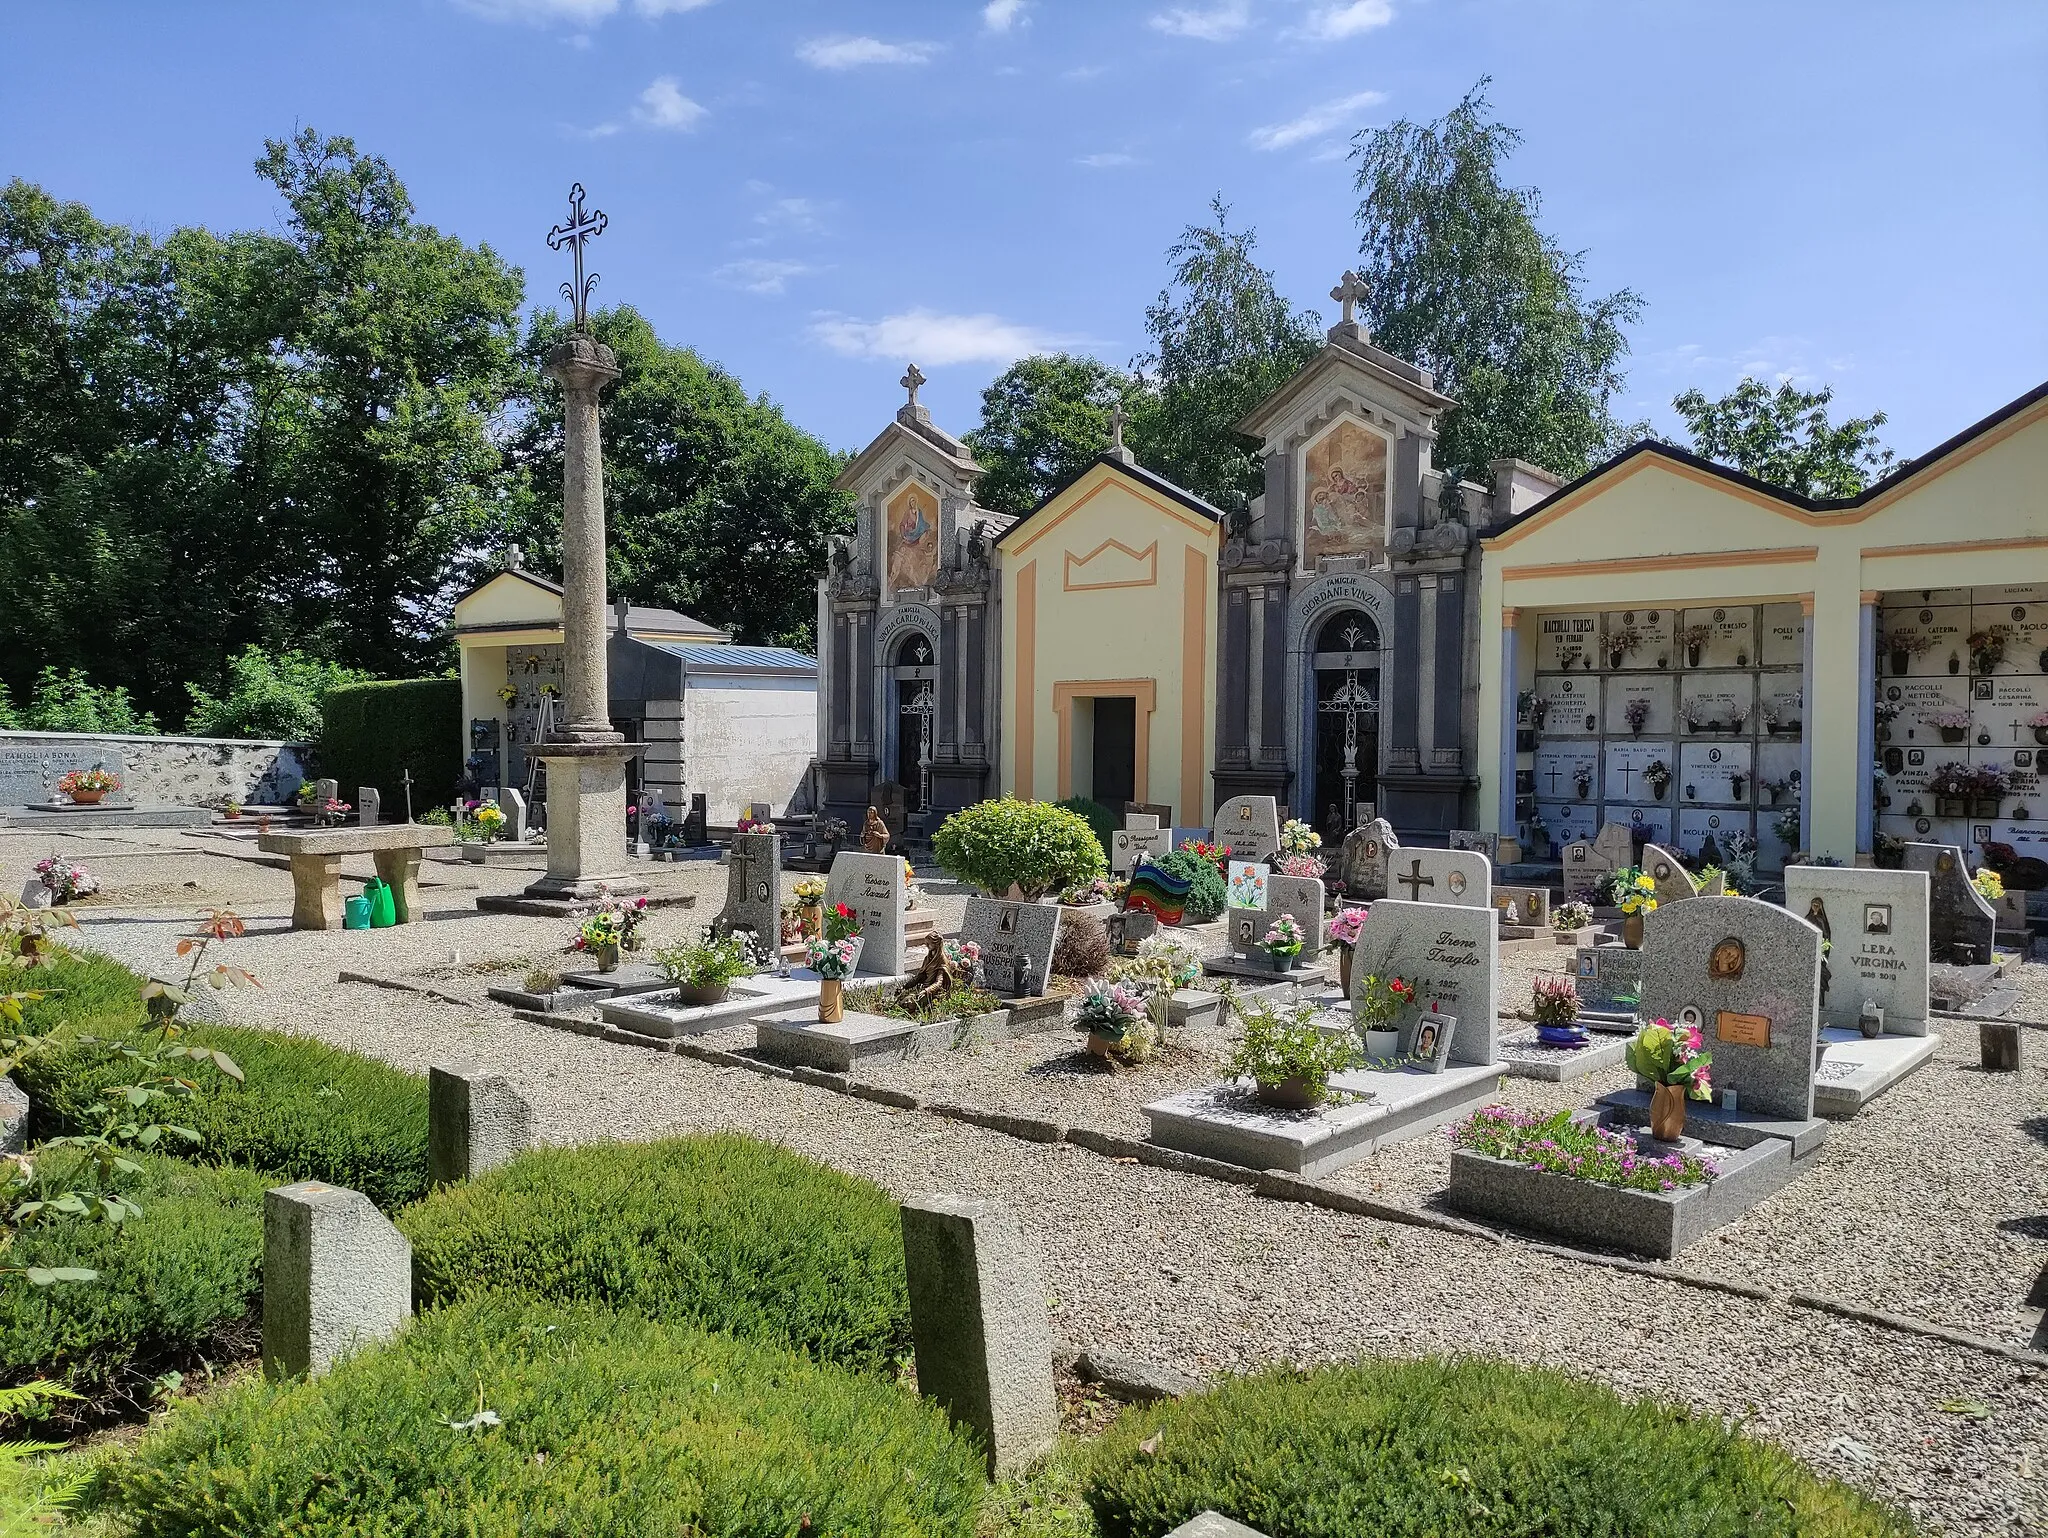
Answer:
862, 805, 890, 853
890, 933, 974, 1015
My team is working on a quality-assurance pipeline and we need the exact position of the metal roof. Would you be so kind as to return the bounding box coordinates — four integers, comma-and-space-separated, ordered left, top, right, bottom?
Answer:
648, 643, 817, 673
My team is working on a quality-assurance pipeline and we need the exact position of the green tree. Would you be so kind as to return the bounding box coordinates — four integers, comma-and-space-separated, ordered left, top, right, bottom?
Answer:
18, 668, 158, 734
184, 645, 373, 741
1132, 198, 1324, 513
965, 354, 1136, 515
1351, 80, 1645, 490
1672, 377, 1894, 499
505, 307, 852, 650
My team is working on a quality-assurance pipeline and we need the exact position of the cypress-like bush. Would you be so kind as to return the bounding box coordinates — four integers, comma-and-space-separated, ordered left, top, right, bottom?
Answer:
17, 1011, 430, 1211
1085, 1358, 1917, 1538
1155, 849, 1226, 923
317, 677, 462, 815
0, 1152, 268, 1425
110, 1295, 986, 1538
399, 1136, 911, 1374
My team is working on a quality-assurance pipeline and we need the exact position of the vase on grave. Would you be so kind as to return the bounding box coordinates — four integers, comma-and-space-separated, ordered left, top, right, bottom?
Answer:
1686, 643, 1701, 667
1085, 1032, 1117, 1059
1890, 649, 1910, 676
1936, 796, 1966, 818
1363, 1028, 1400, 1062
1939, 726, 1966, 744
2034, 726, 2048, 746
1947, 653, 1960, 674
1338, 947, 1354, 996
800, 901, 823, 939
1974, 797, 2003, 818
1622, 914, 1645, 949
1649, 1081, 1688, 1142
818, 979, 845, 1024
67, 790, 105, 806
1255, 1075, 1321, 1111
670, 982, 729, 1007
1266, 949, 1299, 974
593, 941, 620, 974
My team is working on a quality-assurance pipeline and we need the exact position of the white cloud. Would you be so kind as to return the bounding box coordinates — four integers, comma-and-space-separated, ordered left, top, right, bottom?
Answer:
1148, 2, 1250, 41
757, 196, 830, 235
1297, 0, 1392, 39
633, 76, 706, 130
982, 0, 1028, 32
1076, 151, 1141, 168
1063, 63, 1107, 81
810, 308, 1067, 366
1248, 89, 1385, 151
454, 0, 713, 21
715, 259, 815, 295
798, 35, 940, 69
633, 0, 715, 12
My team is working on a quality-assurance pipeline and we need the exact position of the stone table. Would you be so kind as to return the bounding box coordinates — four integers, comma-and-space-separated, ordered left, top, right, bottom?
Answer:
258, 824, 455, 930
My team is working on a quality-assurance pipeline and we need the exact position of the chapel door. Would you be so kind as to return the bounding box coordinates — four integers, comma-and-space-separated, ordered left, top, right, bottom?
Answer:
1311, 611, 1382, 844
1091, 697, 1137, 808
892, 634, 937, 813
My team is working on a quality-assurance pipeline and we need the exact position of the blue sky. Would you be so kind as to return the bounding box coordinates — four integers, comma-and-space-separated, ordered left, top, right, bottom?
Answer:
4, 1, 2043, 464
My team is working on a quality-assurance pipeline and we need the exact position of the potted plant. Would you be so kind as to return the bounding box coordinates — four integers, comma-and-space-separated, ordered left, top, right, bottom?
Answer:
1927, 763, 1973, 818
1773, 806, 1802, 850
1885, 629, 1932, 676
1352, 972, 1413, 1062
1328, 905, 1367, 994
1230, 998, 1354, 1110
654, 930, 758, 1007
1550, 900, 1593, 943
1614, 868, 1657, 948
224, 799, 243, 822
2028, 709, 2048, 747
1968, 625, 2010, 675
55, 767, 120, 806
1259, 914, 1305, 973
806, 903, 863, 1022
1623, 1017, 1713, 1141
1925, 708, 1972, 745
1603, 621, 1642, 670
1970, 766, 2011, 819
791, 875, 827, 937
1873, 699, 1899, 743
1624, 697, 1650, 736
1679, 623, 1713, 668
1530, 976, 1588, 1047
1076, 978, 1151, 1060
1644, 760, 1672, 802
569, 892, 649, 974
1572, 766, 1593, 801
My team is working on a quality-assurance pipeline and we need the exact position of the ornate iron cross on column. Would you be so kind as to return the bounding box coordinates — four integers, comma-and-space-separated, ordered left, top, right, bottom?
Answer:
1317, 623, 1380, 832
547, 183, 608, 331
906, 683, 936, 810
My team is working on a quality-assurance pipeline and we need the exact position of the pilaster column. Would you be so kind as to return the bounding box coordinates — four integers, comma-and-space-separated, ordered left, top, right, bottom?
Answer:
546, 335, 623, 744
1800, 594, 1817, 854
1856, 591, 1878, 856
1497, 608, 1520, 833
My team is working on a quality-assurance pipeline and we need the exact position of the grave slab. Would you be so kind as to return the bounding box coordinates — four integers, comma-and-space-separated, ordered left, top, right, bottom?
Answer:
1596, 1088, 1828, 1157
596, 974, 827, 1039
1201, 952, 1326, 985
558, 962, 672, 997
1496, 1028, 1630, 1082
1812, 1026, 1942, 1118
755, 1005, 1014, 1073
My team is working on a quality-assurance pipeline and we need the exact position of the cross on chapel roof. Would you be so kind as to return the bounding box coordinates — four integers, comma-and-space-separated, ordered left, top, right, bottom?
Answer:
901, 363, 926, 409
1107, 399, 1134, 465
1330, 269, 1369, 330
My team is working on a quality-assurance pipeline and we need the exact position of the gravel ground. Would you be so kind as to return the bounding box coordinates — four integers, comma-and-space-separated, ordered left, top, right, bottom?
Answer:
18, 828, 2048, 1533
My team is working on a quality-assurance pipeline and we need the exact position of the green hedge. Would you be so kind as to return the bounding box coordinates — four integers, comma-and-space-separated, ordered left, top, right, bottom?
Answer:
399, 1136, 910, 1375
1084, 1358, 1916, 1538
317, 677, 462, 816
16, 991, 430, 1211
0, 1152, 268, 1422
110, 1295, 985, 1538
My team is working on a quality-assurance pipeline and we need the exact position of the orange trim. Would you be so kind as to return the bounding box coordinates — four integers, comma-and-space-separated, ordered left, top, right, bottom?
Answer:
1500, 547, 1819, 582
1851, 394, 2048, 516
1500, 606, 1520, 626
1051, 680, 1156, 804
1862, 535, 2048, 561
1181, 546, 1209, 823
1014, 562, 1036, 799
1799, 594, 1816, 617
1063, 537, 1159, 591
1007, 469, 1218, 555
1860, 590, 1882, 605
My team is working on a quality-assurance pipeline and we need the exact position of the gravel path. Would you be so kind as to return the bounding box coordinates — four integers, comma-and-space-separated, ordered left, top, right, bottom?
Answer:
17, 829, 2048, 1533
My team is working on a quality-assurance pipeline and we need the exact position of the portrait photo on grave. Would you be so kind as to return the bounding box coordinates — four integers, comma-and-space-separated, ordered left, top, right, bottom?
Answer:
1412, 1012, 1457, 1073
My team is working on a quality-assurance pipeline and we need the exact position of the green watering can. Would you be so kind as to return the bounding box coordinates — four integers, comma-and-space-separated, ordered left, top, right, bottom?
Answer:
342, 895, 372, 931
363, 877, 397, 929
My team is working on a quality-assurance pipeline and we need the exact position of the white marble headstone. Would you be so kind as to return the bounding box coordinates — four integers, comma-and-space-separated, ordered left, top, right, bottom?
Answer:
824, 851, 905, 976
1111, 826, 1171, 875
1385, 848, 1491, 909
1345, 898, 1500, 1065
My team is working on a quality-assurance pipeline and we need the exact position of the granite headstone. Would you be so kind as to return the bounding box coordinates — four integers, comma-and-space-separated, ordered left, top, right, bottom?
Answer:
960, 897, 1063, 997
1783, 866, 1930, 1036
1573, 945, 1643, 1024
1388, 848, 1492, 909
1345, 898, 1500, 1066
824, 850, 906, 976
1226, 873, 1325, 963
1903, 843, 1998, 965
1338, 818, 1398, 899
681, 792, 709, 847
1493, 884, 1551, 928
1560, 839, 1613, 901
357, 787, 381, 827
0, 747, 127, 807
1212, 794, 1281, 864
1111, 825, 1171, 875
1642, 844, 1697, 908
712, 831, 782, 952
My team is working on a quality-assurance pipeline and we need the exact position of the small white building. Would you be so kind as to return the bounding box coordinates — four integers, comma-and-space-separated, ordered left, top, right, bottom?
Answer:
450, 564, 818, 822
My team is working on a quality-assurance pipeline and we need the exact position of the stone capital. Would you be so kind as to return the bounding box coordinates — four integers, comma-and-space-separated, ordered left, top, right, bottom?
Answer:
545, 333, 621, 394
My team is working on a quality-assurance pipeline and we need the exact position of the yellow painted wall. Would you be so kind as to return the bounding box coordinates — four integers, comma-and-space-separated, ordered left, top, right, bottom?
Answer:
1477, 394, 2048, 859
999, 465, 1219, 825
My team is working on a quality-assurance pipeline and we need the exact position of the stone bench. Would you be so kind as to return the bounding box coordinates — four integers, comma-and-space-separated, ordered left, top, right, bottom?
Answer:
258, 825, 455, 931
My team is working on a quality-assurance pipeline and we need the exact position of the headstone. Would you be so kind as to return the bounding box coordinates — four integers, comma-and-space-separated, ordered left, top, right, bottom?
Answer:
1389, 848, 1491, 909
1111, 908, 1158, 955
1903, 843, 1998, 965
1338, 818, 1398, 899
1573, 945, 1644, 1022
1642, 844, 1696, 908
959, 898, 1062, 997
900, 1194, 1059, 1477
1783, 866, 1931, 1036
824, 850, 907, 975
1212, 794, 1281, 864
872, 780, 911, 841
428, 1064, 533, 1185
1266, 873, 1326, 961
0, 746, 127, 807
357, 788, 381, 827
1560, 838, 1615, 901
1110, 825, 1170, 875
1123, 812, 1161, 832
1126, 801, 1173, 825
681, 792, 709, 847
262, 1181, 410, 1380
1165, 1516, 1272, 1538
1493, 884, 1550, 928
712, 831, 782, 952
1345, 898, 1500, 1065
501, 786, 529, 841
1448, 829, 1497, 861
314, 777, 339, 807
1591, 822, 1637, 869
1638, 895, 1822, 1122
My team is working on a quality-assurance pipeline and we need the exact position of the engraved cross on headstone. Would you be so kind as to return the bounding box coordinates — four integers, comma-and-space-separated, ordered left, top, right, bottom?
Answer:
1397, 858, 1435, 902
901, 362, 926, 409
1330, 269, 1368, 327
545, 183, 608, 332
1543, 764, 1563, 795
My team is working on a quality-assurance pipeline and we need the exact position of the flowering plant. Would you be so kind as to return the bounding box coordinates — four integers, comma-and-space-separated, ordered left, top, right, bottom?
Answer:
1974, 867, 2006, 902
1132, 932, 1204, 988
496, 684, 519, 705
1276, 851, 1326, 880
1624, 1017, 1713, 1101
1923, 708, 1973, 731
1260, 915, 1305, 959
571, 892, 649, 956
1353, 972, 1413, 1037
1450, 1106, 1716, 1192
1531, 976, 1580, 1028
1613, 868, 1657, 917
1884, 629, 1933, 657
33, 857, 97, 901
1327, 905, 1368, 949
1058, 874, 1117, 906
821, 901, 860, 943
1624, 697, 1651, 733
942, 937, 982, 973
1678, 622, 1715, 650
791, 876, 827, 905
55, 767, 120, 798
471, 803, 506, 842
806, 934, 862, 979
2029, 710, 2048, 728
1076, 978, 1146, 1034
1644, 759, 1672, 796
317, 797, 351, 826
1602, 621, 1643, 659
1927, 762, 1977, 799
1278, 819, 1321, 856
1551, 900, 1592, 932
1967, 626, 2010, 670
1230, 998, 1354, 1100
1177, 838, 1230, 867
654, 930, 758, 990
737, 815, 776, 834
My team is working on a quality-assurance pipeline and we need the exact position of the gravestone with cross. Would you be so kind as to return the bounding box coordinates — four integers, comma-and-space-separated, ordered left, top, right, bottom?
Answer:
1212, 795, 1281, 865
711, 832, 782, 958
1339, 817, 1398, 899
1399, 848, 1492, 910
1591, 822, 1638, 870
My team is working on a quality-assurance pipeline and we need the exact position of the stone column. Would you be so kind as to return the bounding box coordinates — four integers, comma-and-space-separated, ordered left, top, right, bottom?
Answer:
1497, 608, 1519, 834
1855, 592, 1878, 857
524, 333, 646, 900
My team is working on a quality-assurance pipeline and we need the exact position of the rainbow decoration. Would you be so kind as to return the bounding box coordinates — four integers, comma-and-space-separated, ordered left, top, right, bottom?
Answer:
1123, 859, 1193, 925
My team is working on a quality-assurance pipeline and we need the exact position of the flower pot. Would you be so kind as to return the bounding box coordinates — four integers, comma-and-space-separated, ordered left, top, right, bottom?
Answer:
1936, 797, 1967, 818
1649, 1081, 1688, 1142
1948, 656, 1960, 674
1609, 650, 1625, 670
818, 978, 844, 1023
1651, 783, 1667, 802
1535, 1023, 1590, 1048
2034, 726, 2048, 747
1575, 784, 1590, 801
1939, 727, 1966, 744
1254, 1075, 1323, 1111
1890, 650, 1910, 676
67, 790, 106, 806
669, 982, 731, 1007
1974, 798, 2003, 818
1686, 644, 1701, 668
1622, 913, 1645, 949
1362, 1028, 1401, 1061
1338, 947, 1354, 997
1267, 950, 1299, 974
225, 809, 242, 822
593, 942, 621, 974
1084, 1030, 1125, 1058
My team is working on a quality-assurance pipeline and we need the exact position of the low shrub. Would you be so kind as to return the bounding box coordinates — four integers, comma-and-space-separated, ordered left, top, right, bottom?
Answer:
17, 1002, 429, 1211
1154, 850, 1225, 923
932, 798, 1106, 901
1084, 1357, 1916, 1538
110, 1294, 985, 1538
1055, 796, 1119, 861
1051, 913, 1111, 977
0, 1152, 268, 1426
399, 1135, 911, 1374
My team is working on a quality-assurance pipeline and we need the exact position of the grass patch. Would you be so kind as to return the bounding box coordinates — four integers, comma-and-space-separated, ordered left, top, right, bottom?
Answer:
398, 1135, 912, 1375
107, 1294, 984, 1538
849, 982, 1004, 1025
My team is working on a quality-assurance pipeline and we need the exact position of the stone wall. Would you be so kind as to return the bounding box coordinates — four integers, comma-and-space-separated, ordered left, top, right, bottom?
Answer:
0, 730, 312, 809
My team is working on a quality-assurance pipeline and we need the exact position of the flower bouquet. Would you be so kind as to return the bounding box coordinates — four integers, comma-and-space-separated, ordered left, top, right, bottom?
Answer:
1644, 759, 1672, 801
55, 767, 120, 805
1278, 819, 1322, 856
1974, 867, 2005, 903
1076, 977, 1154, 1062
792, 874, 827, 938
1613, 868, 1656, 947
1884, 628, 1933, 675
1259, 914, 1305, 973
1924, 707, 1972, 744
570, 892, 649, 973
1624, 696, 1651, 735
33, 856, 98, 903
1624, 1017, 1713, 1140
806, 902, 864, 1021
1276, 851, 1327, 880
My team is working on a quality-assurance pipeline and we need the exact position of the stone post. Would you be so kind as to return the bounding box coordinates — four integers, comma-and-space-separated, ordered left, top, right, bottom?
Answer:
262, 1182, 411, 1380
1168, 1517, 1271, 1538
428, 1063, 534, 1185
900, 1194, 1058, 1477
